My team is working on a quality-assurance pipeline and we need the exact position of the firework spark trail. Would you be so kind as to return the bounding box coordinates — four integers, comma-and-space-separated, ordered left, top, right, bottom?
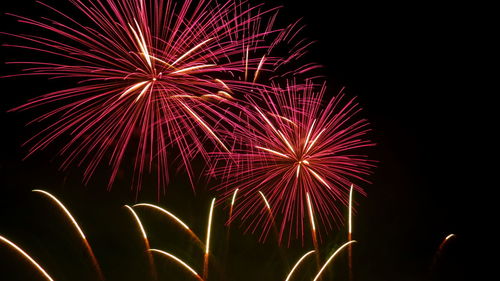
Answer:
150, 249, 204, 281
212, 82, 375, 244
284, 250, 315, 281
133, 203, 204, 247
203, 198, 216, 280
124, 205, 157, 281
431, 233, 456, 271
0, 235, 55, 281
348, 184, 354, 281
313, 240, 357, 281
3, 0, 316, 193
32, 189, 105, 280
306, 192, 320, 269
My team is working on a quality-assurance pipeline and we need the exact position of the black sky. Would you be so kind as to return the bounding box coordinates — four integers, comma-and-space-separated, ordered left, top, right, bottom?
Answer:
0, 1, 488, 280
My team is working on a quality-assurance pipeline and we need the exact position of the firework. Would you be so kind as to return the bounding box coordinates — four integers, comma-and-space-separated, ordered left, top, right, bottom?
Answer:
313, 240, 356, 281
284, 249, 315, 281
2, 0, 314, 193
212, 83, 375, 244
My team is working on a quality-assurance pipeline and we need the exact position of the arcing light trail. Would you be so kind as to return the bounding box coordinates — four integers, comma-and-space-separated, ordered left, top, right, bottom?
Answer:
204, 198, 216, 280
313, 240, 357, 281
150, 249, 204, 281
0, 235, 55, 281
284, 250, 315, 281
32, 189, 104, 280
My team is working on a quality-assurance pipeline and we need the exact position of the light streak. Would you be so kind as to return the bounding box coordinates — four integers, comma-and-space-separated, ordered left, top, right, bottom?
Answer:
0, 235, 54, 281
313, 240, 357, 281
284, 250, 315, 281
150, 249, 203, 281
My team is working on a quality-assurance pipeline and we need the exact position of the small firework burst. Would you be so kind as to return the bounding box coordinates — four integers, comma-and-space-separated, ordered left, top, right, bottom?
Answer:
212, 82, 375, 244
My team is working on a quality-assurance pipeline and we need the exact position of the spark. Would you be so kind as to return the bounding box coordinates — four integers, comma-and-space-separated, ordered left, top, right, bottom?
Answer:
150, 249, 203, 281
313, 240, 357, 281
259, 191, 271, 210
284, 250, 315, 281
445, 233, 456, 241
0, 235, 54, 281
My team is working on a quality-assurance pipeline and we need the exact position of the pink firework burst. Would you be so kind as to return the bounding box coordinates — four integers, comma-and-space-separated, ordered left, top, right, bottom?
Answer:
2, 0, 315, 193
213, 82, 375, 244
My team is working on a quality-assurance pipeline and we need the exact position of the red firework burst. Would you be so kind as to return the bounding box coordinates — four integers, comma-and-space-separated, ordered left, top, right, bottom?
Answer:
213, 82, 375, 244
2, 0, 315, 193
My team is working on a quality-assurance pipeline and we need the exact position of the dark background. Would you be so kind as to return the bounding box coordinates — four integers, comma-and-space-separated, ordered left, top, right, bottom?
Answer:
0, 0, 489, 280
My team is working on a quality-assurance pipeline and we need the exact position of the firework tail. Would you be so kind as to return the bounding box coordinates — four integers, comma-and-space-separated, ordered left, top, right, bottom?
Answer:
348, 184, 354, 281
431, 234, 456, 273
306, 192, 321, 269
32, 189, 105, 280
124, 205, 157, 281
133, 203, 204, 248
203, 198, 216, 280
0, 235, 55, 281
284, 250, 315, 281
313, 240, 357, 281
150, 249, 204, 281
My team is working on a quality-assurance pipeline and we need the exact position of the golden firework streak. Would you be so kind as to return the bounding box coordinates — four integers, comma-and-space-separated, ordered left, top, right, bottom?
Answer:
0, 235, 55, 281
32, 189, 105, 280
284, 250, 315, 281
313, 240, 357, 281
150, 249, 204, 281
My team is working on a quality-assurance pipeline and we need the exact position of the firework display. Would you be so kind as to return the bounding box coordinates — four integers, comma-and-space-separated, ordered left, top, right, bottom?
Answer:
2, 0, 315, 193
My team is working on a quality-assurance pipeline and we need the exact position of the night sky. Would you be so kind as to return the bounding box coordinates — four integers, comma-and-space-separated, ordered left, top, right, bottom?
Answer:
0, 1, 487, 280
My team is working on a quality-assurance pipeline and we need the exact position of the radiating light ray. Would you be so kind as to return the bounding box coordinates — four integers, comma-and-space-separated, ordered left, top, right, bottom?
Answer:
253, 55, 266, 82
313, 240, 357, 281
150, 249, 203, 281
306, 192, 316, 231
170, 64, 216, 74
284, 250, 315, 281
308, 168, 332, 190
120, 81, 150, 99
0, 235, 55, 281
171, 38, 214, 66
259, 191, 271, 210
32, 189, 105, 280
129, 20, 152, 68
255, 146, 290, 159
180, 102, 229, 152
134, 81, 152, 102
